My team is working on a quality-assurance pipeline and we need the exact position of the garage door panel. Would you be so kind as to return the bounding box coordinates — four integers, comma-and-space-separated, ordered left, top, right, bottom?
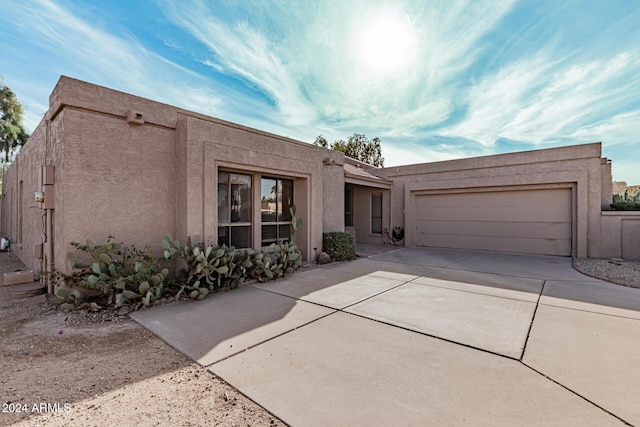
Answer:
417, 206, 570, 223
413, 188, 572, 256
419, 233, 571, 256
416, 220, 571, 240
415, 190, 571, 209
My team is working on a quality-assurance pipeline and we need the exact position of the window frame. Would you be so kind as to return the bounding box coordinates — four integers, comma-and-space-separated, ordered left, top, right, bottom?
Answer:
371, 192, 383, 235
217, 171, 253, 249
345, 184, 354, 227
260, 176, 294, 247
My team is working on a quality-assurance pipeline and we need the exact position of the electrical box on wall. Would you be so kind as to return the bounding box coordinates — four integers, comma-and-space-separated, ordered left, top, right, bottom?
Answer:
43, 186, 55, 209
34, 243, 43, 259
38, 165, 55, 186
42, 165, 55, 185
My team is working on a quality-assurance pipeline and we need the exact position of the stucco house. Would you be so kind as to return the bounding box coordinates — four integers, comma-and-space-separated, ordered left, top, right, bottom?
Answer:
1, 77, 639, 289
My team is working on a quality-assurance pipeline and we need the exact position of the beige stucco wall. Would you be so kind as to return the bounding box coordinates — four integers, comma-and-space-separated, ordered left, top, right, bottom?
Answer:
60, 108, 176, 255
372, 143, 611, 258
0, 76, 343, 277
322, 155, 346, 235
0, 103, 67, 276
1, 121, 48, 274
44, 76, 182, 273
600, 158, 613, 208
600, 212, 640, 260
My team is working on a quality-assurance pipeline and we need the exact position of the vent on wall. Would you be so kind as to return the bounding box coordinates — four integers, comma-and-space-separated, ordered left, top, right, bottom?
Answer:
126, 109, 145, 125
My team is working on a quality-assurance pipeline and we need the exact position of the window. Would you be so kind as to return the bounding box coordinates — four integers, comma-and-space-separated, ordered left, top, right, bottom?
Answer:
345, 185, 354, 227
371, 193, 382, 234
218, 172, 252, 248
261, 177, 293, 246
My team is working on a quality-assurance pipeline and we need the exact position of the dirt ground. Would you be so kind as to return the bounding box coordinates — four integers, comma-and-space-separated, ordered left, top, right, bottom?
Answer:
0, 255, 283, 427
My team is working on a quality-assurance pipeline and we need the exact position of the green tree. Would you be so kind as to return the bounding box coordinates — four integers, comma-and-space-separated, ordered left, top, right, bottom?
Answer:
0, 82, 30, 163
313, 133, 385, 167
314, 135, 329, 148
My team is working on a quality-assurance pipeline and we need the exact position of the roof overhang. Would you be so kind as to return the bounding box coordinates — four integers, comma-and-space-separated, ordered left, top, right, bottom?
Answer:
344, 173, 392, 189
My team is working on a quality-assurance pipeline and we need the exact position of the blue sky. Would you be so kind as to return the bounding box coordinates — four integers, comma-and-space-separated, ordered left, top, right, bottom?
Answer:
2, 0, 639, 182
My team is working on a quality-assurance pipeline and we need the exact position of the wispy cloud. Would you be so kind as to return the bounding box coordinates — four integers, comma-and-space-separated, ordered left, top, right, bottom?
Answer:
0, 0, 226, 129
437, 0, 640, 159
383, 137, 477, 167
573, 110, 640, 145
1, 0, 639, 181
159, 1, 305, 120
443, 49, 640, 149
162, 0, 516, 138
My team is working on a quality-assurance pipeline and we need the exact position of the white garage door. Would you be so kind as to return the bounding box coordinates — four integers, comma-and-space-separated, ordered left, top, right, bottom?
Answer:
414, 188, 572, 256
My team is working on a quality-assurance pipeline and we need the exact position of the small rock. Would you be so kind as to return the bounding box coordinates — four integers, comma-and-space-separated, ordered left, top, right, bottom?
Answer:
317, 252, 331, 264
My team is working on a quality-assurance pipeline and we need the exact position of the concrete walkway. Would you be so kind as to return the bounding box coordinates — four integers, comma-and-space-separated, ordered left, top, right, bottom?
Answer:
131, 248, 640, 426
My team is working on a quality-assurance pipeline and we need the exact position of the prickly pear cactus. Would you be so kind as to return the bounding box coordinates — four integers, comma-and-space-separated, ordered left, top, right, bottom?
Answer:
61, 236, 170, 309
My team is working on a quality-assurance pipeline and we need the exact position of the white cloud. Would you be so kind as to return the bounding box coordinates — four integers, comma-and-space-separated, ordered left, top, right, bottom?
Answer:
571, 110, 640, 146
383, 142, 465, 167
21, 97, 48, 133
162, 0, 318, 126
162, 0, 515, 133
1, 0, 226, 122
443, 49, 640, 148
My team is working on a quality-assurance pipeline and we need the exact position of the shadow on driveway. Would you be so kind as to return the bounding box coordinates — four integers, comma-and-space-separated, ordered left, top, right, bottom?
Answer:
132, 247, 640, 426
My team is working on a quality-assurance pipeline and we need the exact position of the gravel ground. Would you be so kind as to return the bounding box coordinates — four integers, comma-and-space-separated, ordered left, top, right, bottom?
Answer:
0, 294, 285, 427
573, 257, 640, 289
0, 252, 284, 427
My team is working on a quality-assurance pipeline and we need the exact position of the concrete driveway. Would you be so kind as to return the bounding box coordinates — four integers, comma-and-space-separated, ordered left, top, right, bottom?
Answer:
131, 248, 640, 426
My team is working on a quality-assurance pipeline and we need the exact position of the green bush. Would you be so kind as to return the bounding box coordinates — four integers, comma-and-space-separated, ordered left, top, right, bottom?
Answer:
610, 202, 640, 211
163, 235, 303, 295
247, 241, 303, 282
276, 241, 303, 274
162, 235, 252, 299
55, 233, 305, 310
323, 231, 356, 262
55, 236, 172, 309
610, 191, 640, 210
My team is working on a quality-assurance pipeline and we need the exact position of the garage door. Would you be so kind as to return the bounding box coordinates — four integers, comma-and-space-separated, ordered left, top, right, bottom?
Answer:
414, 188, 572, 256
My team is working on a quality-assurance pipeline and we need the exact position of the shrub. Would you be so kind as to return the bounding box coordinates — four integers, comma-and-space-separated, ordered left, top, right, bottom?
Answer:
163, 235, 303, 295
162, 235, 252, 299
276, 241, 303, 274
248, 241, 303, 282
610, 202, 640, 211
323, 231, 356, 262
610, 192, 640, 211
55, 233, 305, 310
55, 236, 172, 309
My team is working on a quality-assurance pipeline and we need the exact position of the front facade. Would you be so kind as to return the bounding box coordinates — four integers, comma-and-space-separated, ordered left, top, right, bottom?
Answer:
1, 77, 638, 286
0, 77, 346, 278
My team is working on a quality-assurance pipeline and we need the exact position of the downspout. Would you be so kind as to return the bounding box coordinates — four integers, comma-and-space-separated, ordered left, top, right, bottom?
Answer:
46, 208, 52, 294
43, 118, 54, 294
